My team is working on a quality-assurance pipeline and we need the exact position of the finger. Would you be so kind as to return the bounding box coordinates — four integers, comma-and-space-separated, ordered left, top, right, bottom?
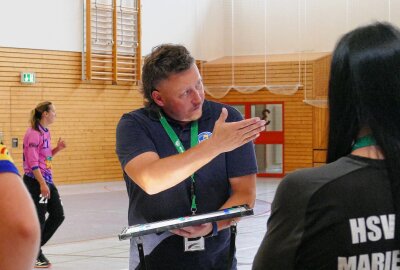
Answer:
241, 133, 261, 146
171, 229, 190, 237
247, 133, 261, 142
172, 227, 190, 233
237, 118, 265, 130
195, 224, 208, 230
216, 107, 228, 124
242, 129, 263, 144
180, 226, 196, 233
240, 120, 266, 137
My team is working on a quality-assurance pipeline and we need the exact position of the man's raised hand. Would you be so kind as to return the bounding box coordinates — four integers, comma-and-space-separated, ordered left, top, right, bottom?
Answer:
209, 107, 266, 154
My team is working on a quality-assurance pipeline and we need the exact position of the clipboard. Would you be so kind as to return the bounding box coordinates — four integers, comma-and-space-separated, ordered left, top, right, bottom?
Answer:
118, 204, 253, 240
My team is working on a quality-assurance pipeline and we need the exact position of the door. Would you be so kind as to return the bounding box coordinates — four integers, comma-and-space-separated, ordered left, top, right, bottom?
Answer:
228, 102, 284, 178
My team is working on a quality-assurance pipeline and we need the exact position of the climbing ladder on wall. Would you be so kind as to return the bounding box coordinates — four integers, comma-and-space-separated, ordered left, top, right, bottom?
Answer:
83, 0, 141, 84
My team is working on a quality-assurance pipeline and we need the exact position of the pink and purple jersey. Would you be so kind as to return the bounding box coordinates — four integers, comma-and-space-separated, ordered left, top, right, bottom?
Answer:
23, 125, 53, 184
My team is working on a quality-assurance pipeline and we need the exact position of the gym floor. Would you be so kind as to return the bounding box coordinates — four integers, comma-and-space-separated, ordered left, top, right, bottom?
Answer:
37, 179, 280, 270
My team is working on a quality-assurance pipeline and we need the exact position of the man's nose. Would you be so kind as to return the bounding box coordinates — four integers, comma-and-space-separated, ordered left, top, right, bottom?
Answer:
192, 89, 202, 104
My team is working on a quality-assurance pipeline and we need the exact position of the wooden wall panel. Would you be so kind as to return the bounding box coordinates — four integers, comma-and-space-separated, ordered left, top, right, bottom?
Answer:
313, 106, 329, 150
0, 47, 142, 184
313, 150, 327, 163
312, 55, 331, 99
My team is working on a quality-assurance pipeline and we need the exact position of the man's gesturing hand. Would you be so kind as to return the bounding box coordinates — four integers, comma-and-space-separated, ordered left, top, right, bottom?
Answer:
209, 107, 266, 153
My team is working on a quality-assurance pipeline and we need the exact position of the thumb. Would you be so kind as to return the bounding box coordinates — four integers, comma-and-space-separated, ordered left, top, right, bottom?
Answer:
58, 137, 62, 143
217, 107, 228, 124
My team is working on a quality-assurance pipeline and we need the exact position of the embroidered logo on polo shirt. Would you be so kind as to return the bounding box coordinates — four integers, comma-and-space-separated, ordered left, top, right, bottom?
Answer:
198, 132, 212, 143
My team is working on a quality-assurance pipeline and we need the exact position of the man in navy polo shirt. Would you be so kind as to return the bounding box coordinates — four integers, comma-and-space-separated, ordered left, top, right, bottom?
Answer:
116, 44, 265, 270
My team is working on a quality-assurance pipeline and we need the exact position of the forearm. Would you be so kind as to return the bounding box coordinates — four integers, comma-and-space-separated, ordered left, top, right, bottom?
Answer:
216, 175, 256, 231
130, 139, 221, 194
32, 168, 46, 185
52, 146, 61, 156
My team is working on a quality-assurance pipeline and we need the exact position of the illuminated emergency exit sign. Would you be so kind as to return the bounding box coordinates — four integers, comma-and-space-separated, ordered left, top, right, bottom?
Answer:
20, 72, 36, 84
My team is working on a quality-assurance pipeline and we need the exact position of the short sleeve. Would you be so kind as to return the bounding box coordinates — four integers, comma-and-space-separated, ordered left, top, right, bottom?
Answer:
116, 113, 157, 169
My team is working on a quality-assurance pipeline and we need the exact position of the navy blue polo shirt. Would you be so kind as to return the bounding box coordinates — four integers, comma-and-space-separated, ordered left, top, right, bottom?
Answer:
116, 100, 257, 269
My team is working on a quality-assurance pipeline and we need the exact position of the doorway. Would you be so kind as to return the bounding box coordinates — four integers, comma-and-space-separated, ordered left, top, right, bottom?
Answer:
228, 102, 284, 177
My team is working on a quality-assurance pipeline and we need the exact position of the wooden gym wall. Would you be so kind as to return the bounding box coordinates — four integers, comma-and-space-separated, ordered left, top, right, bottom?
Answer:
0, 47, 142, 184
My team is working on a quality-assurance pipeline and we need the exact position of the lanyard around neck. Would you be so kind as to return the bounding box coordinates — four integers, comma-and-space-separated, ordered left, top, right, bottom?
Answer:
159, 112, 199, 214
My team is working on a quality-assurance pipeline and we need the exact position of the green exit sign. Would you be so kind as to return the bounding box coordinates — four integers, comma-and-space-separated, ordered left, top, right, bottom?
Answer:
21, 72, 36, 84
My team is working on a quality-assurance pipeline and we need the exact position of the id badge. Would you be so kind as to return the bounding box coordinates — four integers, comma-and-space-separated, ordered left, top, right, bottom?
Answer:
184, 237, 205, 252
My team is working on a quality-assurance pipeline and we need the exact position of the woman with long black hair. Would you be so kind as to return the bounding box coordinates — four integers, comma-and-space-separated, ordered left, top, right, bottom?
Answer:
253, 22, 400, 269
23, 101, 66, 268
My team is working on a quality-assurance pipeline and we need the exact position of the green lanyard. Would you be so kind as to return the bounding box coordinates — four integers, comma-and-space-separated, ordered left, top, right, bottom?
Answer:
159, 112, 199, 214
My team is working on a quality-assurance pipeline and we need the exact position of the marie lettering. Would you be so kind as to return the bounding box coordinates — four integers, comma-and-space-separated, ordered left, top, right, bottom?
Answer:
338, 250, 400, 270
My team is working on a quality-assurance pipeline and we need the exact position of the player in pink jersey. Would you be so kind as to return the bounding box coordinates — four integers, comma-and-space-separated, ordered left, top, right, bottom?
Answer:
23, 101, 66, 268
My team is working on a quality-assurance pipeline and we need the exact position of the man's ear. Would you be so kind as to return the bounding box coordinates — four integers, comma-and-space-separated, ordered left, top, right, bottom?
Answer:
151, 90, 164, 107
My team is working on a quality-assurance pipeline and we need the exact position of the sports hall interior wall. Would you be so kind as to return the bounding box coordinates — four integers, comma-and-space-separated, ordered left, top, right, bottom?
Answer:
0, 47, 142, 184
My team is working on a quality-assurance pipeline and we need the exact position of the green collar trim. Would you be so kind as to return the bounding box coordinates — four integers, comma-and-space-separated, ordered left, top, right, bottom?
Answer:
352, 134, 376, 151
